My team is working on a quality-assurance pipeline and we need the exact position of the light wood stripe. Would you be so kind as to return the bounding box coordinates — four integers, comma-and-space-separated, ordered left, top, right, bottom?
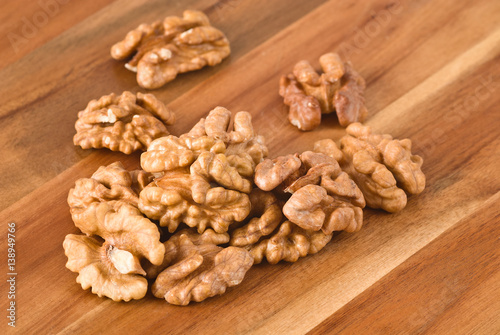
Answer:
368, 26, 500, 132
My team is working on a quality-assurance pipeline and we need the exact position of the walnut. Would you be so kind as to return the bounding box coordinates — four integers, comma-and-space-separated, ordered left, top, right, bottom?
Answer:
279, 52, 367, 131
141, 107, 268, 179
190, 151, 252, 193
140, 134, 226, 173
63, 202, 165, 301
68, 162, 153, 233
198, 107, 268, 177
279, 75, 322, 131
316, 123, 425, 212
202, 107, 252, 143
283, 184, 363, 234
255, 151, 365, 234
111, 10, 230, 89
229, 189, 283, 247
192, 107, 263, 146
313, 138, 344, 162
138, 169, 251, 233
151, 232, 253, 305
334, 64, 368, 127
224, 135, 268, 176
139, 107, 268, 234
247, 220, 332, 264
228, 188, 336, 264
284, 152, 364, 234
74, 91, 175, 154
144, 228, 230, 279
253, 154, 302, 191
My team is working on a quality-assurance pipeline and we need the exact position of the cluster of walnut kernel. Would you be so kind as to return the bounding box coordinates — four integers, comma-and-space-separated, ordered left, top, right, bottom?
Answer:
65, 100, 425, 304
65, 11, 425, 304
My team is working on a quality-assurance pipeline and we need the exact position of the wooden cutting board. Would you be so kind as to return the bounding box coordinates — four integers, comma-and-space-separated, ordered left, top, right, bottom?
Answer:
1, 0, 499, 334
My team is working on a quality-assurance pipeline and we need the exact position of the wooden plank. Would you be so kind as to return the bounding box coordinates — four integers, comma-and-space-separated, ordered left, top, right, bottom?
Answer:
309, 194, 500, 335
2, 27, 499, 335
0, 0, 117, 70
1, 0, 499, 333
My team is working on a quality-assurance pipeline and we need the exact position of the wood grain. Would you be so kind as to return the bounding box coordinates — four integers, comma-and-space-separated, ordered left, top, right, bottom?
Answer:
0, 0, 117, 70
310, 194, 500, 335
1, 0, 499, 334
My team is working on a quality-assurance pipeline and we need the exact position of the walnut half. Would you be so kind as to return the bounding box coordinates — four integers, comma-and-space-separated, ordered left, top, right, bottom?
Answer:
151, 231, 253, 305
247, 220, 332, 264
111, 10, 230, 89
74, 91, 175, 154
63, 203, 165, 301
138, 169, 251, 234
68, 161, 153, 235
140, 106, 268, 178
279, 52, 367, 131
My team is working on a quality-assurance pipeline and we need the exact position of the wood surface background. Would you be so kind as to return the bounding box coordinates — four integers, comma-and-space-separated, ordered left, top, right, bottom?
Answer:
1, 0, 499, 334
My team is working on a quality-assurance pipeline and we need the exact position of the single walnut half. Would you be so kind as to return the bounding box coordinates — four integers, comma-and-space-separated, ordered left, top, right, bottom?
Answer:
253, 154, 302, 191
255, 151, 365, 234
145, 228, 230, 279
74, 91, 175, 154
316, 123, 425, 212
151, 232, 253, 305
279, 52, 367, 131
283, 184, 363, 234
141, 134, 226, 173
334, 64, 368, 127
63, 202, 165, 301
279, 75, 322, 131
248, 220, 332, 264
229, 189, 283, 247
139, 169, 251, 233
111, 10, 230, 89
224, 135, 268, 177
64, 235, 148, 302
190, 151, 252, 193
68, 162, 153, 233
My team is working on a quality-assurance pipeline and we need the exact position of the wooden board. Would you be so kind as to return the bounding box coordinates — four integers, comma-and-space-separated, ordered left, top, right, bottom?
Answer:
1, 0, 499, 333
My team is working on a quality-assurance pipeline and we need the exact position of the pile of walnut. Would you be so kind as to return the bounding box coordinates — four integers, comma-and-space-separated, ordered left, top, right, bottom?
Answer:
65, 105, 425, 305
280, 52, 367, 131
111, 10, 230, 89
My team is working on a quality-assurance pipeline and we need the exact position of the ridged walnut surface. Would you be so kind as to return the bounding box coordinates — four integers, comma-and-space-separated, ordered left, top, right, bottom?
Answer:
279, 52, 367, 131
255, 151, 365, 234
73, 91, 175, 154
151, 230, 253, 305
316, 123, 425, 212
111, 10, 230, 89
68, 161, 153, 234
139, 107, 268, 234
63, 203, 164, 302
